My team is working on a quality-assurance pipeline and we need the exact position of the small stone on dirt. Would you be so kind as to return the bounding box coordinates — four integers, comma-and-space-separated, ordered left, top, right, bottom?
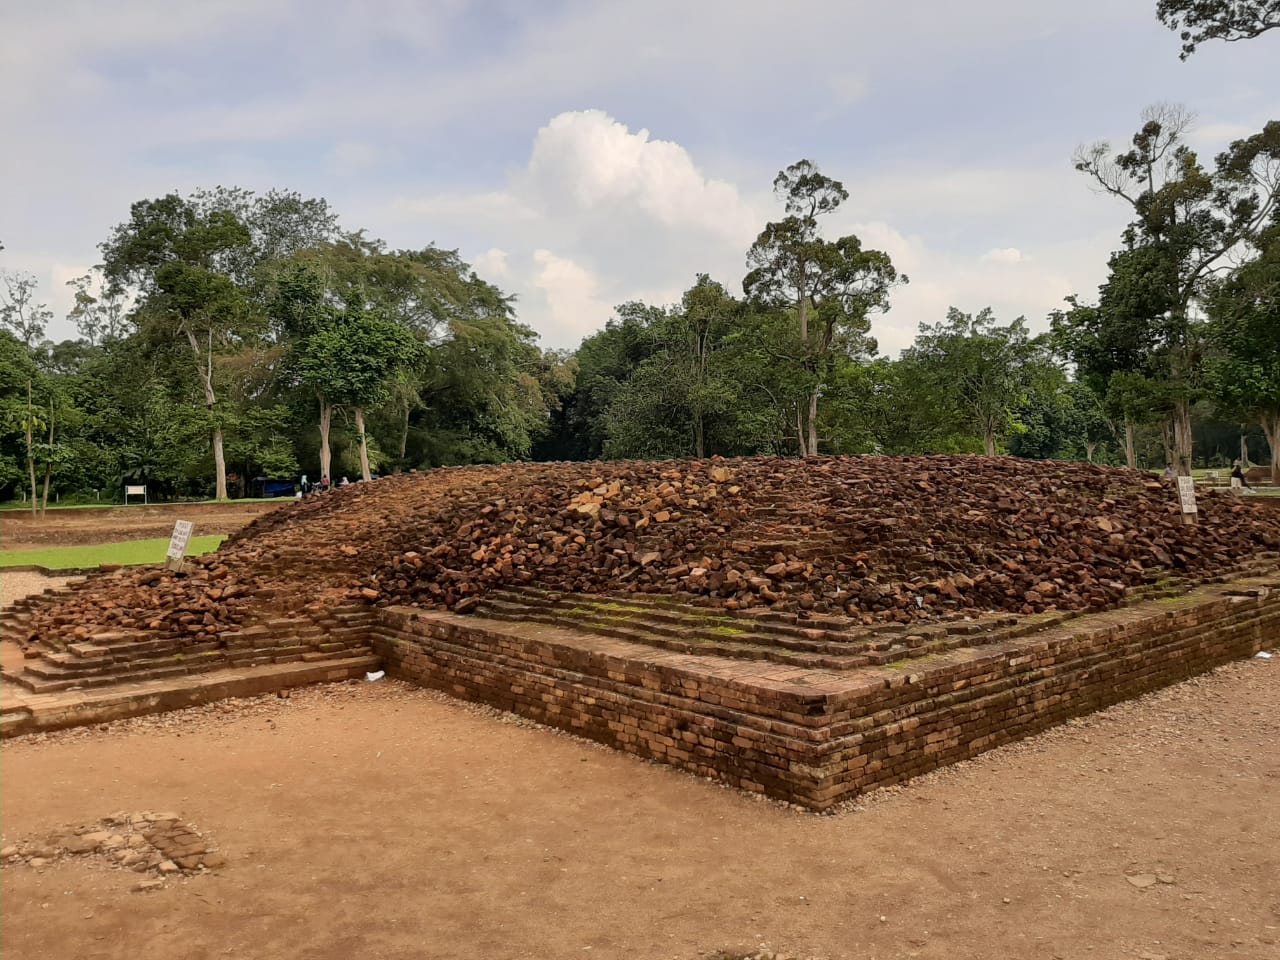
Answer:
1126, 873, 1159, 889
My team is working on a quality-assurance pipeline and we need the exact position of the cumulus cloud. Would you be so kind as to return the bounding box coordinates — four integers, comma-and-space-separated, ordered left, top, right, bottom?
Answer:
393, 111, 1121, 352
472, 248, 510, 280
2, 0, 1273, 350
981, 247, 1025, 264
531, 250, 611, 341
519, 110, 758, 243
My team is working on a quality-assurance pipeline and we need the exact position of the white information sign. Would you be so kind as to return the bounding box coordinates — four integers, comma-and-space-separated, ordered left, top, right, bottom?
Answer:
166, 520, 195, 561
1176, 476, 1198, 515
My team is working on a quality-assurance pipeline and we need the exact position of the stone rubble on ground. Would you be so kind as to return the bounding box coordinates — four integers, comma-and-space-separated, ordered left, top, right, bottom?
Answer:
0, 811, 224, 888
7, 457, 1280, 660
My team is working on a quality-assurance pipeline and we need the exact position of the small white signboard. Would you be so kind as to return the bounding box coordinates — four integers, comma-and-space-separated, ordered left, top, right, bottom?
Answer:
1176, 476, 1198, 515
166, 520, 195, 561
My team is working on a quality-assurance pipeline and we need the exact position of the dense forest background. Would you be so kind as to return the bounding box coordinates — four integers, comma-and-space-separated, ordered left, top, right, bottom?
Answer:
2, 104, 1277, 508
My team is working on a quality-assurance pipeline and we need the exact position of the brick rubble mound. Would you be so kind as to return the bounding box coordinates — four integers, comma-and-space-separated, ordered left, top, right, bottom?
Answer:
10, 456, 1280, 651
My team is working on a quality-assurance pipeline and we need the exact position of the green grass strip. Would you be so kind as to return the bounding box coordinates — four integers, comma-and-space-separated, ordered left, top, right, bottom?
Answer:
0, 535, 226, 569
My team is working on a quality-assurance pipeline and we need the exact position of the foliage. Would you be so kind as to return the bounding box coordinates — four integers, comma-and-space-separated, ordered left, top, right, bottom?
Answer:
743, 159, 905, 455
1204, 223, 1280, 476
1157, 0, 1280, 58
900, 308, 1057, 456
1074, 107, 1280, 472
0, 272, 53, 348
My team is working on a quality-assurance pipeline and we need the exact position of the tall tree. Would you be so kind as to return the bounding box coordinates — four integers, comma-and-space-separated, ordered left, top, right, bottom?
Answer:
1157, 0, 1280, 58
101, 194, 257, 499
1205, 224, 1280, 480
300, 307, 418, 481
269, 262, 339, 480
1075, 107, 1280, 474
66, 271, 130, 345
902, 307, 1056, 456
601, 276, 743, 460
0, 272, 52, 348
744, 159, 904, 456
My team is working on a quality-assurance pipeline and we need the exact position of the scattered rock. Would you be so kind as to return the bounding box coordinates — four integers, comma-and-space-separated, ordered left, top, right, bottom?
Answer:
9, 457, 1280, 663
1126, 873, 1159, 889
3, 812, 222, 882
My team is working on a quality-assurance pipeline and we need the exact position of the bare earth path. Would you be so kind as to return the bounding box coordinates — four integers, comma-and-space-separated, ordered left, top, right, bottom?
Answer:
1, 500, 279, 550
1, 653, 1277, 960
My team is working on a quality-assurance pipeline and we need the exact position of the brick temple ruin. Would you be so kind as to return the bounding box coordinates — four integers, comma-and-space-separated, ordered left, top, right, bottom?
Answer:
4, 457, 1278, 809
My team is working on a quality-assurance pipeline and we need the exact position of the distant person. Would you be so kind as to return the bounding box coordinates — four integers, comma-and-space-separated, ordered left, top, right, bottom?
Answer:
1231, 460, 1254, 494
300, 474, 311, 497
338, 476, 349, 487
1163, 465, 1176, 479
319, 475, 331, 494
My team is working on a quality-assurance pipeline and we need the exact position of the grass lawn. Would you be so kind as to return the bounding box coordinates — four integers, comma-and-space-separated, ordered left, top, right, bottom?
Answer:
0, 535, 226, 569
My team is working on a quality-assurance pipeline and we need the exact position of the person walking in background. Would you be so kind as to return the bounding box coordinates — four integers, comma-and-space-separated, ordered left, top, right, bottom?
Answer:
1231, 460, 1254, 494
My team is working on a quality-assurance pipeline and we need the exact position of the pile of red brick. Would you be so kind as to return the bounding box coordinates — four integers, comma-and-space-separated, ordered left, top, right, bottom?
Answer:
365, 456, 1280, 622
12, 457, 1280, 649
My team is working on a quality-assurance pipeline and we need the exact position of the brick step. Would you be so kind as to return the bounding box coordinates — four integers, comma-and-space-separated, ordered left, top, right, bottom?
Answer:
491, 587, 865, 635
476, 604, 871, 670
482, 594, 876, 654
8, 642, 373, 694
499, 593, 942, 660
0, 713, 33, 737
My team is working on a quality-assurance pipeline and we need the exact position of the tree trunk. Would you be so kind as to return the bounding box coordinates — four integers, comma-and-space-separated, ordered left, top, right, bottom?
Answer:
806, 390, 819, 457
186, 330, 227, 500
1085, 440, 1097, 463
354, 407, 372, 482
796, 406, 808, 457
211, 424, 227, 500
399, 403, 410, 465
1123, 417, 1137, 470
1262, 412, 1280, 486
983, 431, 996, 457
693, 413, 705, 460
25, 380, 37, 519
1172, 398, 1194, 476
40, 399, 54, 517
318, 396, 333, 483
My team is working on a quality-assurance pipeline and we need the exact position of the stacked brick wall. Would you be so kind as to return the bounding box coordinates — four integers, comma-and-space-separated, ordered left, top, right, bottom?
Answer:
373, 578, 1280, 810
2, 604, 377, 694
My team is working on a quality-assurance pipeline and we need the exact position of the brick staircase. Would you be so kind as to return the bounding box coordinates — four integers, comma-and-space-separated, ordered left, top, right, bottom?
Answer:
1, 599, 378, 695
475, 588, 1022, 669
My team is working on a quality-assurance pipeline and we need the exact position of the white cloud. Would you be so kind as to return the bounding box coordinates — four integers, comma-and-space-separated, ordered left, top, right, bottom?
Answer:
531, 250, 611, 341
981, 247, 1025, 264
472, 247, 510, 280
520, 110, 759, 243
2, 0, 1274, 352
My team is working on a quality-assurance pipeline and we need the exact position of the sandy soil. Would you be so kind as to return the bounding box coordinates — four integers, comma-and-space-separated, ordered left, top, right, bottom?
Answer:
2, 652, 1277, 960
1, 570, 77, 608
1, 501, 282, 550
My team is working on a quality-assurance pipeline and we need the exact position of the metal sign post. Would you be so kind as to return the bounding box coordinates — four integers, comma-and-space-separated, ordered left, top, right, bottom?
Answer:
165, 520, 195, 572
1176, 476, 1198, 526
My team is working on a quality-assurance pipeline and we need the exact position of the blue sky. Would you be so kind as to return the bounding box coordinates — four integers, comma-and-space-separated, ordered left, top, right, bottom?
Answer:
2, 1, 1276, 352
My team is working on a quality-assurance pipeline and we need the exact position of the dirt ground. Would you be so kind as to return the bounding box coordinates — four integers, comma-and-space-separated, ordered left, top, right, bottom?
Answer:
1, 648, 1277, 960
0, 501, 282, 550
